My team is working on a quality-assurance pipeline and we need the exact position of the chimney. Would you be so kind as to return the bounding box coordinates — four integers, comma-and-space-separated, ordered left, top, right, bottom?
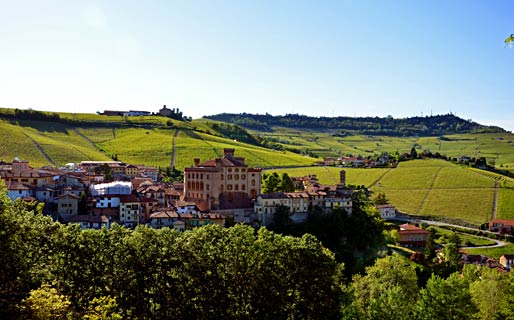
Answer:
194, 158, 200, 166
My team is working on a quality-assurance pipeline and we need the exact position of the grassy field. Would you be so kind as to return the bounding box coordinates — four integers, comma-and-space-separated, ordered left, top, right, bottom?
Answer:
497, 189, 514, 220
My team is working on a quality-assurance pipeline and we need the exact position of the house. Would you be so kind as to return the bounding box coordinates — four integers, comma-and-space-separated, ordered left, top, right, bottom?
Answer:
376, 204, 396, 220
0, 159, 55, 188
91, 181, 132, 197
184, 148, 262, 210
61, 215, 109, 229
499, 254, 514, 270
128, 110, 151, 116
119, 194, 143, 226
489, 219, 514, 233
398, 223, 429, 248
57, 193, 80, 217
6, 181, 31, 200
159, 105, 173, 117
184, 213, 225, 229
150, 210, 180, 228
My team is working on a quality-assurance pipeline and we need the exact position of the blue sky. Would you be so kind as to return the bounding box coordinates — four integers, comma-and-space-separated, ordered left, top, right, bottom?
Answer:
1, 1, 514, 130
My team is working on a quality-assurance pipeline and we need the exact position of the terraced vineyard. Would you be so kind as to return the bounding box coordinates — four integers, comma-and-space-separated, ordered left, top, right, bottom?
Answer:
250, 127, 514, 169
269, 159, 503, 225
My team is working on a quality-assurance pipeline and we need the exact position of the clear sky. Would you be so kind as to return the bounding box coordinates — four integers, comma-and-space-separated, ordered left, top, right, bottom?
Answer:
1, 1, 514, 130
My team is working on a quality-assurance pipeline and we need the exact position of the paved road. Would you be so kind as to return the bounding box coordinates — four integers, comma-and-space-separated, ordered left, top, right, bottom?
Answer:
393, 217, 507, 249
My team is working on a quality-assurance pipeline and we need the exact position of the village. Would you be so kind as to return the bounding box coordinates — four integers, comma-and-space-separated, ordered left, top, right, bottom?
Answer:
2, 148, 514, 271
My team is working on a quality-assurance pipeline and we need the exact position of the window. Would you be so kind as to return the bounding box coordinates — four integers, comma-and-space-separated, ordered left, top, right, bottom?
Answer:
221, 174, 224, 180
235, 168, 239, 172
251, 180, 256, 186
228, 168, 232, 172
206, 174, 209, 179
235, 184, 239, 191
201, 174, 203, 179
228, 175, 232, 180
241, 174, 246, 180
241, 185, 245, 191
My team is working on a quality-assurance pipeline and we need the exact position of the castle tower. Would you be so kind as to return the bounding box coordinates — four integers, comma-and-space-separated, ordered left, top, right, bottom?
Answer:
339, 170, 346, 186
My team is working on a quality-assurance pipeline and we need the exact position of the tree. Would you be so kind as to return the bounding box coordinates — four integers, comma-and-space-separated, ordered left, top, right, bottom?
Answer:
410, 146, 418, 159
373, 192, 388, 205
506, 34, 514, 47
470, 267, 510, 320
20, 284, 71, 320
351, 254, 418, 319
83, 296, 123, 320
262, 172, 280, 193
415, 273, 477, 320
279, 173, 295, 192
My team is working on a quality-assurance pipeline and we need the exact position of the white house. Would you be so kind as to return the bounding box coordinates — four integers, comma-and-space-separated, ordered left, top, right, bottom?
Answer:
91, 181, 132, 196
6, 181, 31, 200
377, 204, 396, 220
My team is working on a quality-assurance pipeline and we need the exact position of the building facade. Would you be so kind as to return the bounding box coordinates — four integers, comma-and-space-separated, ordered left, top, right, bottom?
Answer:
184, 149, 262, 210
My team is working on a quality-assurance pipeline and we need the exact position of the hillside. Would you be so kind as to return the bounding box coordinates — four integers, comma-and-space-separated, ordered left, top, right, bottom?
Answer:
267, 159, 514, 225
0, 108, 318, 169
204, 112, 506, 136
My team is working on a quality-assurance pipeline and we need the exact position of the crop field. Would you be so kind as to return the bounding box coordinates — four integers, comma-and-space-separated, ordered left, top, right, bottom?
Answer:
420, 189, 494, 224
0, 120, 49, 166
0, 119, 110, 166
270, 159, 503, 224
497, 189, 514, 220
96, 128, 174, 168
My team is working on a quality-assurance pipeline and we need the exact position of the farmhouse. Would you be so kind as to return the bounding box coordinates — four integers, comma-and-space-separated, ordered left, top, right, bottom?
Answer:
184, 148, 262, 210
499, 254, 514, 270
489, 219, 514, 233
398, 223, 429, 248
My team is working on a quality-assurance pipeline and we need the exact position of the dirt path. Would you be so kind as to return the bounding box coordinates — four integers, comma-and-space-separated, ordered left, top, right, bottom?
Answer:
492, 180, 499, 219
417, 167, 443, 214
368, 168, 392, 188
23, 132, 55, 166
170, 129, 179, 169
73, 128, 101, 151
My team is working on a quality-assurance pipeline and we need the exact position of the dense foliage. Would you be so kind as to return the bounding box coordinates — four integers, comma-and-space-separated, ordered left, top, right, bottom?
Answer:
204, 113, 505, 136
0, 184, 343, 319
3, 179, 514, 319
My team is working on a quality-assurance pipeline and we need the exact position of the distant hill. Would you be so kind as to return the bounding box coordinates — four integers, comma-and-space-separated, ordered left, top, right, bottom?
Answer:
204, 113, 506, 136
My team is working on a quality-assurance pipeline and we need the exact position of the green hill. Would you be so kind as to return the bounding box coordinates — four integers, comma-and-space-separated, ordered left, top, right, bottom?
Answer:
267, 159, 514, 225
0, 109, 318, 169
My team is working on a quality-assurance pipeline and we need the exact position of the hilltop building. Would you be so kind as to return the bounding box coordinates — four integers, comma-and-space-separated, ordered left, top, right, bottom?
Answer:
184, 148, 262, 210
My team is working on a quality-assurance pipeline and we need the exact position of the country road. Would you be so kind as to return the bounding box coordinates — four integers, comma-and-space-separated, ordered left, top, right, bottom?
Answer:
393, 217, 507, 249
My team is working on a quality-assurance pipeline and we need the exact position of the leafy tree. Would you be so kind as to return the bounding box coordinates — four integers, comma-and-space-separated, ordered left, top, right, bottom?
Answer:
262, 172, 281, 193
351, 254, 418, 319
279, 173, 295, 192
470, 267, 510, 320
373, 192, 388, 205
415, 273, 477, 320
83, 296, 122, 320
506, 33, 514, 46
410, 146, 418, 159
20, 284, 71, 320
